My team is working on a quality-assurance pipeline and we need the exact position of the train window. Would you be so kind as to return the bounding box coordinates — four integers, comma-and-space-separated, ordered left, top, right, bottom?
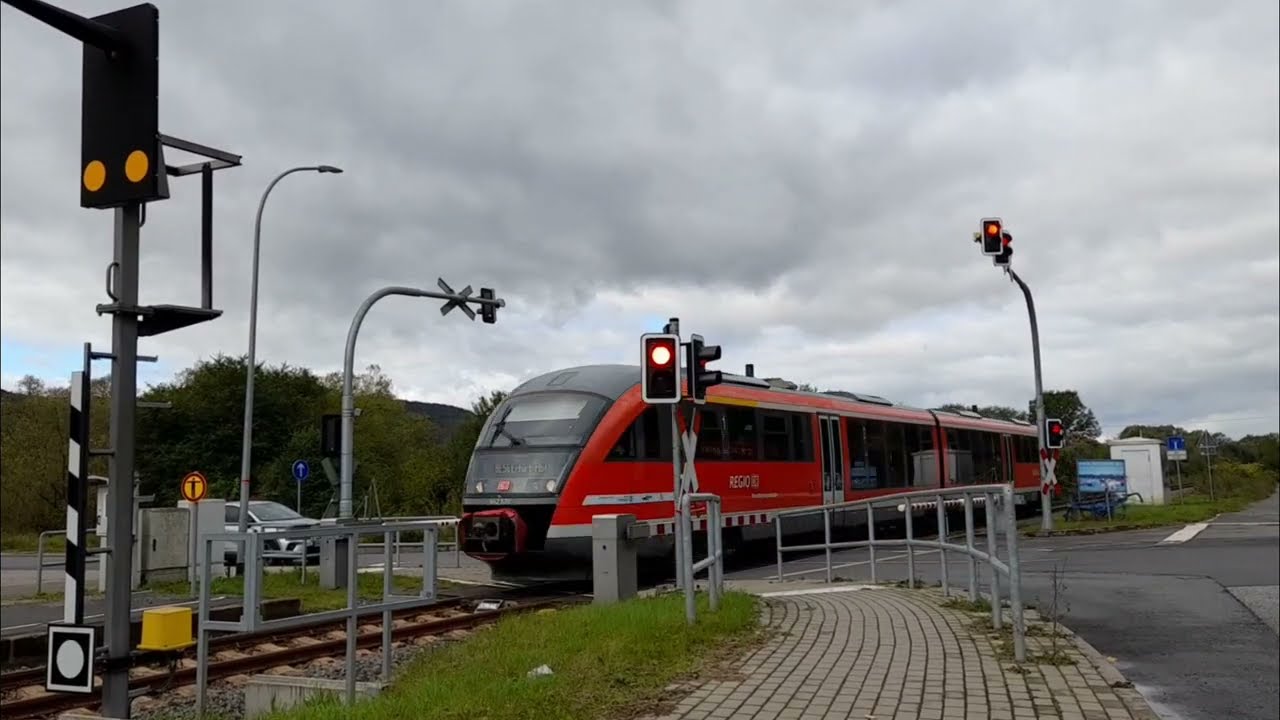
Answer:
882, 423, 908, 488
945, 429, 976, 484
695, 409, 725, 460
972, 431, 999, 484
905, 424, 937, 488
1018, 436, 1037, 463
847, 419, 889, 490
791, 414, 813, 462
762, 413, 790, 461
606, 406, 666, 461
723, 407, 758, 461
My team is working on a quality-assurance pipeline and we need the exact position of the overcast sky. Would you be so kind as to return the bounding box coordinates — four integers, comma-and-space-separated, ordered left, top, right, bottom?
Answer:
2, 0, 1277, 439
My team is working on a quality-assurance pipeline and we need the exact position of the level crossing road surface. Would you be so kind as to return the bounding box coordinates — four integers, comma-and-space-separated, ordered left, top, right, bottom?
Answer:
728, 491, 1280, 720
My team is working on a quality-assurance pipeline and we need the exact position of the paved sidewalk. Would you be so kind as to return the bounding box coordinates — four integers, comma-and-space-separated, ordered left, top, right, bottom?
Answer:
646, 581, 1159, 720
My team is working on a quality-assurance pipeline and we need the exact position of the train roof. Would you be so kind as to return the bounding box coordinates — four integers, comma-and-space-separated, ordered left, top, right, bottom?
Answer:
509, 364, 1035, 434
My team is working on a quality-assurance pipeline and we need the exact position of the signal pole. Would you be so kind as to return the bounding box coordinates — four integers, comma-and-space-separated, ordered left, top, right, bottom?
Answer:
974, 219, 1054, 531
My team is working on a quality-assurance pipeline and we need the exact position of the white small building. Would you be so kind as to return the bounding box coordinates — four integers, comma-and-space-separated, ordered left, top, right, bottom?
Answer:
1106, 437, 1167, 504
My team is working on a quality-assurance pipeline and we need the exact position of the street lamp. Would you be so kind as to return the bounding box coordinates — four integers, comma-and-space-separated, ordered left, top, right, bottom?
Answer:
237, 164, 344, 533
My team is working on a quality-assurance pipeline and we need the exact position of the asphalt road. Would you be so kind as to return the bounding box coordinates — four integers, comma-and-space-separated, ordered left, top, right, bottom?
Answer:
728, 491, 1280, 720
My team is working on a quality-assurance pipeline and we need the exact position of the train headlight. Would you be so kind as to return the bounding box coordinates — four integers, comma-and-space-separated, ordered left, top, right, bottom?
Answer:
545, 479, 557, 493
474, 482, 484, 493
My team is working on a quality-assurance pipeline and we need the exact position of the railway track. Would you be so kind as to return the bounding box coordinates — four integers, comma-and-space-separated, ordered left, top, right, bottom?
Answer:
1, 583, 588, 720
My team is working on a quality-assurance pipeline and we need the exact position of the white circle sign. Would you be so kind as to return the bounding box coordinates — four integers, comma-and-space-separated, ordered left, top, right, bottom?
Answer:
55, 638, 85, 679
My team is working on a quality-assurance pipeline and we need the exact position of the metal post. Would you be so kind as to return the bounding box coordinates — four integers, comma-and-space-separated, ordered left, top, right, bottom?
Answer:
1001, 487, 1026, 662
195, 537, 213, 718
774, 517, 783, 581
1175, 460, 1184, 503
188, 503, 199, 596
984, 493, 1001, 630
103, 203, 141, 718
670, 404, 685, 590
239, 165, 342, 532
823, 507, 833, 583
683, 498, 696, 625
382, 530, 393, 683
866, 505, 877, 584
345, 528, 358, 706
904, 503, 915, 588
709, 500, 721, 612
935, 495, 948, 597
964, 495, 977, 603
64, 371, 88, 624
1008, 268, 1053, 532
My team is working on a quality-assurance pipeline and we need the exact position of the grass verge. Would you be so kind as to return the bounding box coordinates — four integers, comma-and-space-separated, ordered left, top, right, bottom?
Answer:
1, 531, 100, 553
1026, 486, 1276, 537
256, 591, 762, 720
144, 569, 443, 612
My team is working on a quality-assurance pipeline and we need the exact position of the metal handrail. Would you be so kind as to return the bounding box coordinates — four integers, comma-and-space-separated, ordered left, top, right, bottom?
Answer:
34, 529, 66, 596
774, 483, 1026, 662
680, 493, 724, 624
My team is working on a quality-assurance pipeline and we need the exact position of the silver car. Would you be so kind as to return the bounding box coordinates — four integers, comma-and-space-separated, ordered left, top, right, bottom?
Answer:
223, 501, 321, 565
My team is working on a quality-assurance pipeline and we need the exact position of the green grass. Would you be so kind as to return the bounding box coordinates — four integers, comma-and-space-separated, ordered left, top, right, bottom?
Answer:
1031, 482, 1277, 536
144, 569, 443, 612
253, 591, 762, 720
1, 531, 100, 553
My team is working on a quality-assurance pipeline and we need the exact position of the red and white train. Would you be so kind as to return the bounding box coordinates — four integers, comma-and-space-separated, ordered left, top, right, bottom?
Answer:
459, 364, 1041, 578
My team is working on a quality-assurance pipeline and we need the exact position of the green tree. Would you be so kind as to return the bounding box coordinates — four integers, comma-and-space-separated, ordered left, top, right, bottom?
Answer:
1029, 390, 1101, 441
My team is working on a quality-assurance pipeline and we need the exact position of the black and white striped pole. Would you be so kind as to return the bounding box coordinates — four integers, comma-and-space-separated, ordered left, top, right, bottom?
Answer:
64, 370, 90, 625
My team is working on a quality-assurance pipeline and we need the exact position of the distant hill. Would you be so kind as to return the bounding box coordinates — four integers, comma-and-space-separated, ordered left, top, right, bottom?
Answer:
403, 400, 474, 438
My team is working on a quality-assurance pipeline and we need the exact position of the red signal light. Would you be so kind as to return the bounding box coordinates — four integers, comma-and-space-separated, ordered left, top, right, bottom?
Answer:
649, 343, 673, 367
985, 223, 1000, 236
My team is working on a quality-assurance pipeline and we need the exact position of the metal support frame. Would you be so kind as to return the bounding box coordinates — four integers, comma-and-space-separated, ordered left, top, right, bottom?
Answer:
196, 520, 441, 716
774, 484, 1026, 663
680, 493, 724, 625
1006, 267, 1054, 532
338, 282, 505, 521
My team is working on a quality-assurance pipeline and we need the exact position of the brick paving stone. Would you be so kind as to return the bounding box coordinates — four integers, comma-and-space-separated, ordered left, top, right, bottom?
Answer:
639, 582, 1162, 720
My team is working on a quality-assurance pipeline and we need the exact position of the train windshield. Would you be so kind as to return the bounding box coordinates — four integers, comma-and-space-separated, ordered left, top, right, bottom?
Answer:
484, 392, 605, 448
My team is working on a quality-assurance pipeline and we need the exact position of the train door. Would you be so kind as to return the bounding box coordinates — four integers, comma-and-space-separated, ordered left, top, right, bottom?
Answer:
1000, 434, 1015, 484
818, 415, 844, 505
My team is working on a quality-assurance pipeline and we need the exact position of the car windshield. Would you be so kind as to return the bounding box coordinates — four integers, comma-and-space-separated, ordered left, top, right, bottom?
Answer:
486, 393, 604, 448
250, 502, 303, 521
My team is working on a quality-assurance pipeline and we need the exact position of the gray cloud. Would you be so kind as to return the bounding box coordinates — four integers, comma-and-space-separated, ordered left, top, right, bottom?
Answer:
2, 0, 1277, 438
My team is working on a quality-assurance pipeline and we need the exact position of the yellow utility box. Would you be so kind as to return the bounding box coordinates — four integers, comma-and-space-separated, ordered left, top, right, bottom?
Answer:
136, 606, 195, 651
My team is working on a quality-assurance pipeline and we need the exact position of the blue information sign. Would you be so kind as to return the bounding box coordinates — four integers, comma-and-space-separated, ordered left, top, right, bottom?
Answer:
1167, 436, 1185, 452
291, 460, 310, 482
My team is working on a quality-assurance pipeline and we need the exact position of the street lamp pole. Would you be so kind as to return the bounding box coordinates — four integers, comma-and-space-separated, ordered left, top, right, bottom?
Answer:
237, 164, 343, 533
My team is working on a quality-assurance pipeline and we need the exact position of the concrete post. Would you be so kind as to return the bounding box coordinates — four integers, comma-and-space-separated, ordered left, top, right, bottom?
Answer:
592, 514, 642, 604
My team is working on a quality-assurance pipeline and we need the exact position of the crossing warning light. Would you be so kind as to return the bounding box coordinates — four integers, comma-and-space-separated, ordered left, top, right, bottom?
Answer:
1045, 418, 1065, 449
686, 333, 724, 403
980, 217, 1004, 255
994, 231, 1013, 267
80, 4, 167, 210
641, 333, 680, 404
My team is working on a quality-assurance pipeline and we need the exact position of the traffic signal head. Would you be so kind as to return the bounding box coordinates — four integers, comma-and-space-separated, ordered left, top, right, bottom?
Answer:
993, 232, 1013, 267
980, 217, 1003, 255
641, 333, 681, 404
1045, 418, 1065, 449
686, 333, 723, 403
479, 287, 497, 324
81, 4, 167, 210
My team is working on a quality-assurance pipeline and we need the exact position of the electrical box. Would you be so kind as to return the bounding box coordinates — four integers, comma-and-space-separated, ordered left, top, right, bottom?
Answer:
137, 606, 194, 651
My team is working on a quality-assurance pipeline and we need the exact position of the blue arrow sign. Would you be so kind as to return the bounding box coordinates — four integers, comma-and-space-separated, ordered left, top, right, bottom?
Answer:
1167, 436, 1185, 452
291, 460, 310, 482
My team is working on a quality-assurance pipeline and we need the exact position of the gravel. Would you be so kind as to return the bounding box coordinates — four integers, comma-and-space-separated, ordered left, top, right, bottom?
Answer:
133, 638, 461, 720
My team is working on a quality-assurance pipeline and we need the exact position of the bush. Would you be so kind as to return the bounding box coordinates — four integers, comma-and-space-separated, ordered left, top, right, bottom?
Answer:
1192, 461, 1278, 501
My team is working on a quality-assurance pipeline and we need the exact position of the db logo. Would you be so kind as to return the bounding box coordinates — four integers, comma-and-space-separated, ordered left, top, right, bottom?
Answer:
497, 480, 512, 492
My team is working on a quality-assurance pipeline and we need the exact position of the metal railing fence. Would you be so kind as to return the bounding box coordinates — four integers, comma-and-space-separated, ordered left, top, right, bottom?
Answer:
774, 484, 1026, 662
680, 493, 724, 624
